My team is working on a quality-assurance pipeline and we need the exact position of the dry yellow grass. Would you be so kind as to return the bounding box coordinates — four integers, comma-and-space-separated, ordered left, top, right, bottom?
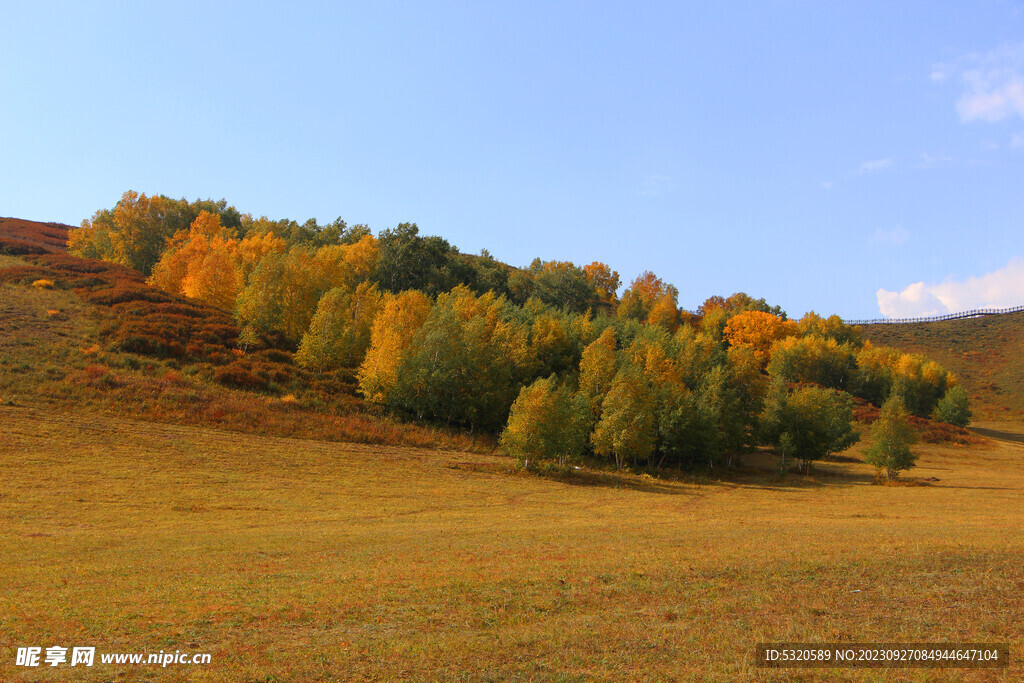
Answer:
0, 406, 1021, 681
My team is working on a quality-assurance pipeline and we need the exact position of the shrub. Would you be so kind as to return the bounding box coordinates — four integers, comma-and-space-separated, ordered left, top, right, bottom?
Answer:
931, 385, 971, 427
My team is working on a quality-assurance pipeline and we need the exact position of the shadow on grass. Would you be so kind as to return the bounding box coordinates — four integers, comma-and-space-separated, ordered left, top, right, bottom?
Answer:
969, 425, 1024, 445
531, 467, 703, 496
527, 455, 883, 495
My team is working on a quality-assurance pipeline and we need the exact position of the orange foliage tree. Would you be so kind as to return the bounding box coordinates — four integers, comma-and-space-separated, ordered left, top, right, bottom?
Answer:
617, 271, 679, 322
722, 310, 798, 367
583, 261, 620, 302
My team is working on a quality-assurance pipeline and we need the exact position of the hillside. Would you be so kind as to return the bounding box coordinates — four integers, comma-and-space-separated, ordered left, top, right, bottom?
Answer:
0, 233, 494, 454
859, 311, 1024, 421
0, 216, 72, 254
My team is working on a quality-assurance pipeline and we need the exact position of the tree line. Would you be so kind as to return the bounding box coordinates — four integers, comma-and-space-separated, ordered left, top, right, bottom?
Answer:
69, 191, 972, 476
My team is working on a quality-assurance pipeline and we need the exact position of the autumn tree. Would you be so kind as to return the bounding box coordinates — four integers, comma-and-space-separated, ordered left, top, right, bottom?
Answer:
384, 287, 532, 430
70, 192, 242, 274
501, 376, 586, 467
760, 381, 859, 474
722, 310, 797, 367
235, 249, 323, 344
296, 282, 383, 370
797, 311, 860, 345
617, 270, 678, 323
865, 393, 917, 480
647, 293, 681, 333
767, 334, 858, 390
358, 290, 432, 403
583, 261, 620, 302
591, 366, 658, 469
578, 327, 619, 421
850, 343, 954, 418
149, 211, 265, 311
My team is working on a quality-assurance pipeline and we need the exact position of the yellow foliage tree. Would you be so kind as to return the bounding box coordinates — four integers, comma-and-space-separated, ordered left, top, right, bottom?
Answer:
578, 327, 618, 417
357, 290, 432, 403
180, 236, 241, 310
296, 282, 384, 370
583, 261, 620, 302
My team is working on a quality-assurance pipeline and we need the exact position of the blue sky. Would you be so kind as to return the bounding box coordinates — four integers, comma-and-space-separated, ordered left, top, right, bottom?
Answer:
2, 1, 1023, 319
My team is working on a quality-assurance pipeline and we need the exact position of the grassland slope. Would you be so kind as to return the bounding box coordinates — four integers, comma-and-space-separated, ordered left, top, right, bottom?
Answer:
859, 311, 1024, 421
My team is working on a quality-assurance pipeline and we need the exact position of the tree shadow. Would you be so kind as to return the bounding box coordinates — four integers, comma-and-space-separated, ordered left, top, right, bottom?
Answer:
534, 467, 703, 496
969, 425, 1024, 445
532, 456, 883, 494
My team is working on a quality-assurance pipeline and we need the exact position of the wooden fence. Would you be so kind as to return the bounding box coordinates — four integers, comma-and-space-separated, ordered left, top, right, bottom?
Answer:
845, 305, 1024, 326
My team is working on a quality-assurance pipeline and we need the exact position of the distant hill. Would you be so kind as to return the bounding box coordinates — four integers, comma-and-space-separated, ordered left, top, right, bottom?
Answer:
859, 311, 1024, 420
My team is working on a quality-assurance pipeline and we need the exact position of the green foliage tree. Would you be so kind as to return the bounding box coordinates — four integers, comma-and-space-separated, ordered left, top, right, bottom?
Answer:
296, 282, 383, 371
591, 366, 658, 469
767, 334, 858, 391
461, 249, 513, 298
760, 381, 859, 474
381, 287, 532, 431
931, 385, 971, 427
500, 376, 586, 468
374, 222, 461, 296
865, 393, 918, 480
527, 259, 596, 313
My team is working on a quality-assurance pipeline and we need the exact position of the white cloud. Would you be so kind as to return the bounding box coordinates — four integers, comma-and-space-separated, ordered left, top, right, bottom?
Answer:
915, 152, 953, 168
1012, 131, 1024, 148
957, 79, 1024, 121
856, 158, 894, 174
940, 44, 1024, 122
819, 180, 833, 190
638, 174, 673, 197
877, 257, 1024, 317
872, 226, 910, 246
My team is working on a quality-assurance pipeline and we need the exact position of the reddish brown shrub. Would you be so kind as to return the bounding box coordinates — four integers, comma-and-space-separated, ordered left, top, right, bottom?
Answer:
0, 218, 70, 254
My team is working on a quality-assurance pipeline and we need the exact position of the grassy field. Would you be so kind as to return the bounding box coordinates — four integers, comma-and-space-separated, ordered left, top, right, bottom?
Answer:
1, 405, 1021, 680
860, 312, 1024, 421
